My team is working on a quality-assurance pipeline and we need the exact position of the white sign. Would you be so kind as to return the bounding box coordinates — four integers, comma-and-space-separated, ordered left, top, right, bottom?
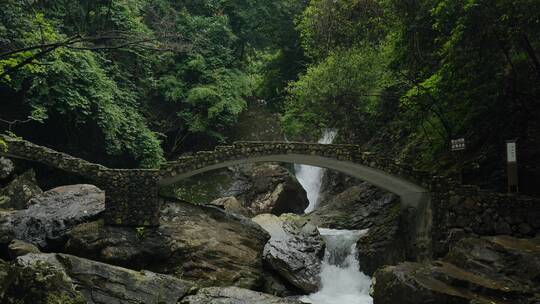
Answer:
507, 142, 517, 163
451, 138, 466, 151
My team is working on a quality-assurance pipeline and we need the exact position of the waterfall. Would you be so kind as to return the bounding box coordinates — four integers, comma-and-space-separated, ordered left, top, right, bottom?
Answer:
301, 229, 373, 304
294, 130, 373, 304
295, 130, 337, 213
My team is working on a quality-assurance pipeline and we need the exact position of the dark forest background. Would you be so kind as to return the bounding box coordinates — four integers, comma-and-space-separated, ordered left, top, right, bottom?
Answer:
1, 0, 539, 194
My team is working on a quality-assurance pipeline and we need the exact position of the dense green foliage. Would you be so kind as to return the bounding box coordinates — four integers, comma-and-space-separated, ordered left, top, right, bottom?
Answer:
283, 44, 393, 135
0, 0, 304, 167
393, 0, 540, 162
283, 0, 540, 190
1, 0, 538, 192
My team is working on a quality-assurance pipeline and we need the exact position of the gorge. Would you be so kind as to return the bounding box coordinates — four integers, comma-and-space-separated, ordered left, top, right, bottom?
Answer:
1, 1, 540, 303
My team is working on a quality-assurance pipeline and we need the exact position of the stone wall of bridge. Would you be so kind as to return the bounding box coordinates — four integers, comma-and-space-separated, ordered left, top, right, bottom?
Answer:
2, 135, 539, 260
431, 184, 540, 257
0, 135, 161, 226
160, 141, 437, 189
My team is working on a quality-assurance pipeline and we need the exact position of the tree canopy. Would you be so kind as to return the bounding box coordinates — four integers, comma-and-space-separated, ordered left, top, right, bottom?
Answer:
1, 0, 538, 193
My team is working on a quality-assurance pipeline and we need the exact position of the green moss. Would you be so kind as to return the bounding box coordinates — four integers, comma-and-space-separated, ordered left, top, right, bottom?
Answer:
46, 293, 86, 304
0, 260, 86, 304
0, 138, 6, 152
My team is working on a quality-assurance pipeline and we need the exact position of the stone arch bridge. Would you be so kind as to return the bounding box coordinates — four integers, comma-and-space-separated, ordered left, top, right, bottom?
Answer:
1, 135, 444, 258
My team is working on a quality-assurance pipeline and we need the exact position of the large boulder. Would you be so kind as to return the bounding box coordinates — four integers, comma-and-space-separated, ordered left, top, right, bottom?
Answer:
0, 258, 85, 304
17, 253, 194, 304
308, 183, 407, 275
0, 184, 105, 248
180, 287, 304, 304
356, 202, 407, 276
253, 214, 325, 293
163, 163, 309, 217
63, 200, 269, 289
372, 236, 540, 304
317, 169, 361, 208
308, 183, 399, 229
0, 169, 42, 210
241, 164, 309, 216
209, 196, 250, 217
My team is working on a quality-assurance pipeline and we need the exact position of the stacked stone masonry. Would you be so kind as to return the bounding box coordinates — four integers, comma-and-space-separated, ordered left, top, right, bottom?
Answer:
1, 135, 538, 260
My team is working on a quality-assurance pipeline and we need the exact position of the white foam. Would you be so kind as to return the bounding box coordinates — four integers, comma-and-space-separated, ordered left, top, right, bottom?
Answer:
301, 228, 373, 304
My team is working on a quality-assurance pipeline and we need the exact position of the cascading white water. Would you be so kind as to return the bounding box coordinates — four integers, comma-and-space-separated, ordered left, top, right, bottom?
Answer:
295, 130, 337, 213
293, 130, 372, 304
301, 229, 373, 304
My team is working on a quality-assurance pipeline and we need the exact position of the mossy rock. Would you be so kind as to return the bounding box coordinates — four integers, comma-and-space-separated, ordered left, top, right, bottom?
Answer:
0, 260, 85, 304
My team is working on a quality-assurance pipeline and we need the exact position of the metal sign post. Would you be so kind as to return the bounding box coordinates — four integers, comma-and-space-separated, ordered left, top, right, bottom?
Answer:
506, 140, 519, 193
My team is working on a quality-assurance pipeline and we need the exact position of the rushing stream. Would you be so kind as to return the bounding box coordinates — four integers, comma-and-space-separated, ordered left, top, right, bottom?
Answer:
295, 130, 373, 304
301, 229, 373, 304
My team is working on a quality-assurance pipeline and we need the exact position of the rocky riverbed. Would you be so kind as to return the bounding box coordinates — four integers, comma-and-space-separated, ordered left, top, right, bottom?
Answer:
1, 157, 539, 304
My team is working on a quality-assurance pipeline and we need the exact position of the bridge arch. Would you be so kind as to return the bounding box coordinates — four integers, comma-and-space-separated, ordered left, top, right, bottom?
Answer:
159, 153, 428, 210
1, 137, 432, 259
159, 142, 433, 259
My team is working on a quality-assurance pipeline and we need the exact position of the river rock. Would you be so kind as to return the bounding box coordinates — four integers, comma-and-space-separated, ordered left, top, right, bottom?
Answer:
0, 169, 42, 210
8, 239, 41, 258
372, 235, 540, 304
308, 183, 406, 275
63, 200, 269, 289
180, 287, 304, 304
241, 164, 309, 216
261, 270, 301, 297
17, 253, 193, 304
0, 258, 85, 303
253, 214, 325, 293
0, 211, 14, 244
356, 202, 407, 275
317, 169, 361, 208
161, 163, 309, 217
0, 157, 14, 179
209, 196, 250, 216
1, 184, 105, 248
308, 183, 400, 229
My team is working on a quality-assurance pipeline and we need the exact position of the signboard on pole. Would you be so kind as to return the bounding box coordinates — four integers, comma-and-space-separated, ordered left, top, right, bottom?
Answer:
506, 140, 519, 193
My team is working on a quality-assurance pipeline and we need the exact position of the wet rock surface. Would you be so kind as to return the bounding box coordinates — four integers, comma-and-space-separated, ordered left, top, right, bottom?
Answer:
253, 214, 325, 293
63, 200, 269, 289
181, 286, 304, 304
164, 163, 309, 217
372, 235, 540, 304
0, 258, 85, 304
0, 184, 105, 248
17, 253, 194, 304
209, 196, 250, 217
238, 164, 309, 216
307, 182, 407, 275
0, 169, 42, 210
0, 157, 14, 180
308, 182, 399, 229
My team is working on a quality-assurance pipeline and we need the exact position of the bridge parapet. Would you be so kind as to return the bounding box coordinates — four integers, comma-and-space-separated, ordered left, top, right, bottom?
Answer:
0, 135, 108, 178
159, 141, 443, 191
1, 136, 456, 238
0, 135, 161, 226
